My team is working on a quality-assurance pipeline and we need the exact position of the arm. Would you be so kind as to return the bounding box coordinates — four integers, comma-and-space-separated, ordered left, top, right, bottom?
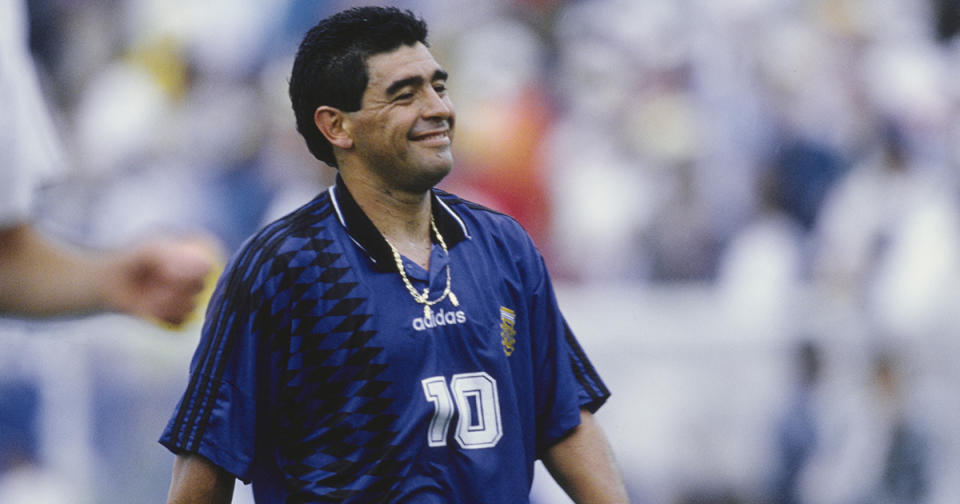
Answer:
167, 453, 236, 504
542, 409, 630, 504
0, 223, 214, 324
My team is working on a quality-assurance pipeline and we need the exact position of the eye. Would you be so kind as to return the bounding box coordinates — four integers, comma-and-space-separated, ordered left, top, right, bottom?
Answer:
395, 92, 415, 101
433, 83, 447, 94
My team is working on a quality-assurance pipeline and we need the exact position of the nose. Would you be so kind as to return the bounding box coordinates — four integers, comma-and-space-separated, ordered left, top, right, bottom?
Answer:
422, 87, 453, 121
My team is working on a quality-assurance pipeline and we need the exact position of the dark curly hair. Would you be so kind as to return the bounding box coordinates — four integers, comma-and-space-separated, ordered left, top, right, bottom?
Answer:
289, 7, 429, 167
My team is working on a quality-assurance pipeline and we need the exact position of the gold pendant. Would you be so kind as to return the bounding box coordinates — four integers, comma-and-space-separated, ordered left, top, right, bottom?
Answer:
423, 304, 432, 320
449, 291, 459, 307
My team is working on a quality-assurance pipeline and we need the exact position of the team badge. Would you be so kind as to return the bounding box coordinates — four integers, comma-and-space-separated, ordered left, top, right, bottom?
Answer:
499, 307, 517, 357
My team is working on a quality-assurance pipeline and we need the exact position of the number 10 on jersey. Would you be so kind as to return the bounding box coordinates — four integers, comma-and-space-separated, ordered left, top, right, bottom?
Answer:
421, 372, 503, 449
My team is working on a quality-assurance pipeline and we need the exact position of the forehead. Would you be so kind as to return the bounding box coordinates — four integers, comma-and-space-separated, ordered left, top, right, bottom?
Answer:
364, 42, 444, 92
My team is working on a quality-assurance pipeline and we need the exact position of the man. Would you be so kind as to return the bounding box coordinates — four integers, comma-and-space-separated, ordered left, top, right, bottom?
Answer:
162, 7, 628, 503
0, 0, 213, 324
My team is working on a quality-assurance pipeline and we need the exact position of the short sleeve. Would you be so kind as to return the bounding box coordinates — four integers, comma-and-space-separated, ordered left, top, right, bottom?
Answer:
528, 251, 610, 452
159, 253, 271, 482
0, 1, 64, 227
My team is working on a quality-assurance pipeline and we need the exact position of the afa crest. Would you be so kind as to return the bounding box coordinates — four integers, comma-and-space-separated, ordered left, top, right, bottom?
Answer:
499, 307, 517, 357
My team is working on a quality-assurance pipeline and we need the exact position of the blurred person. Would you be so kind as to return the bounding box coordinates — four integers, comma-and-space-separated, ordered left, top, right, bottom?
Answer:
770, 340, 822, 504
768, 136, 846, 233
872, 354, 930, 504
799, 349, 931, 504
1, 4, 216, 496
544, 35, 658, 282
716, 166, 806, 340
0, 0, 214, 325
0, 379, 75, 504
646, 161, 720, 282
161, 7, 627, 503
812, 123, 960, 338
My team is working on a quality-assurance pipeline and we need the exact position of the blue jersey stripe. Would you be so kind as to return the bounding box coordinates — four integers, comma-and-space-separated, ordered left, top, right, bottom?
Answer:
562, 318, 610, 413
189, 201, 337, 451
169, 195, 332, 451
172, 224, 288, 449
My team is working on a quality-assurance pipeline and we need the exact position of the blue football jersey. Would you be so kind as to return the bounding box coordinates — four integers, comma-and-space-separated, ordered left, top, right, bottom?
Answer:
160, 177, 609, 503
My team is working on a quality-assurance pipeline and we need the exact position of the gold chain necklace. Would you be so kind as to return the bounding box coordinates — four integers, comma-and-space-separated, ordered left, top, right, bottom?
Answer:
385, 215, 459, 319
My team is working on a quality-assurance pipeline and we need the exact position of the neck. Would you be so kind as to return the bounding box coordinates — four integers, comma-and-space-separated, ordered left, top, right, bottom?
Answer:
340, 168, 433, 266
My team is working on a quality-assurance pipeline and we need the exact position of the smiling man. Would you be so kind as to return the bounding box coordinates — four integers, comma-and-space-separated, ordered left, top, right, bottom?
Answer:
160, 7, 628, 504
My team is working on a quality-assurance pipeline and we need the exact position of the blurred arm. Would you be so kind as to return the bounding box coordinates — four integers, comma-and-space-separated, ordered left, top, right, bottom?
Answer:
167, 453, 235, 504
0, 223, 214, 324
0, 223, 117, 316
542, 409, 630, 504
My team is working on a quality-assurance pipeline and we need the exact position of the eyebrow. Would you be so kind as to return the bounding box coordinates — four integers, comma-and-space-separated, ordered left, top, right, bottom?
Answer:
385, 69, 449, 97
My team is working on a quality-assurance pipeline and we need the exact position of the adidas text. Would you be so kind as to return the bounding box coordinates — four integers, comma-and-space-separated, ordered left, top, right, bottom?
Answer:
412, 309, 467, 331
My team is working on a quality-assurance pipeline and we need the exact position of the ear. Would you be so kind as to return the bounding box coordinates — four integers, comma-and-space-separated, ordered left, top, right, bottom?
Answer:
314, 106, 353, 150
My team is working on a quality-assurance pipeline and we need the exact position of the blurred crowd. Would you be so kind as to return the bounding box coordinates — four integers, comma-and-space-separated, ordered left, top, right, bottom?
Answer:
22, 0, 960, 328
5, 0, 960, 503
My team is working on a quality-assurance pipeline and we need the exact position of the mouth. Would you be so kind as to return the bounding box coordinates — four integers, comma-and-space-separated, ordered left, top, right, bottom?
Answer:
410, 130, 451, 145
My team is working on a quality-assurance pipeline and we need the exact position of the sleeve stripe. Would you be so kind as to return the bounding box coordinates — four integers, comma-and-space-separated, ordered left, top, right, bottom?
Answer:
168, 221, 287, 450
188, 224, 299, 452
168, 198, 330, 451
166, 256, 245, 448
562, 319, 611, 412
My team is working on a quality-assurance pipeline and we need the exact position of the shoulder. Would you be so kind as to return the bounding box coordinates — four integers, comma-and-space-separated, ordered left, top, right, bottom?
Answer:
435, 189, 533, 247
219, 191, 338, 292
435, 189, 547, 286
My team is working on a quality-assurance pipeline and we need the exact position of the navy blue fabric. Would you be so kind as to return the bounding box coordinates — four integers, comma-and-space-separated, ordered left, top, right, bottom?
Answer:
160, 179, 609, 503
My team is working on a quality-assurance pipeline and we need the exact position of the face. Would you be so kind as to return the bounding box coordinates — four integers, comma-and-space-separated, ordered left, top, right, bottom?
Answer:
345, 42, 456, 194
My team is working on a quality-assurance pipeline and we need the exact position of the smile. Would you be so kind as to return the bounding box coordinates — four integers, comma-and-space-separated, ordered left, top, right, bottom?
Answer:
411, 130, 450, 145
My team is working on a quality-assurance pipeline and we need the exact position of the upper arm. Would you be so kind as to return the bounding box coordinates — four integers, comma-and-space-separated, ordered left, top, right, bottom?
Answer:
541, 410, 629, 504
167, 453, 236, 504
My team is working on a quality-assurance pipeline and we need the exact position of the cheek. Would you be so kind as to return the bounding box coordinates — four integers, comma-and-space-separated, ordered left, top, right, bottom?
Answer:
366, 119, 403, 149
446, 106, 456, 134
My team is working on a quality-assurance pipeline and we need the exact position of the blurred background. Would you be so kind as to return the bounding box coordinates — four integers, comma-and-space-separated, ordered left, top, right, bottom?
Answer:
4, 0, 960, 502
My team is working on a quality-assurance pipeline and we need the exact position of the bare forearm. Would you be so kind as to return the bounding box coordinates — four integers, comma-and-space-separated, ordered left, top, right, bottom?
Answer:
0, 225, 116, 316
0, 224, 215, 324
542, 409, 629, 504
167, 453, 235, 504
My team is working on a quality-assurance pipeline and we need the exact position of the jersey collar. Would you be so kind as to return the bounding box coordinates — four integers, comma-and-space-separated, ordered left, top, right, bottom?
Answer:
328, 175, 470, 272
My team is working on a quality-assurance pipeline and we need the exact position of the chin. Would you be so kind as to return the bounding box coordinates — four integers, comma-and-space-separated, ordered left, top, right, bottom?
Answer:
408, 160, 453, 193
418, 167, 452, 191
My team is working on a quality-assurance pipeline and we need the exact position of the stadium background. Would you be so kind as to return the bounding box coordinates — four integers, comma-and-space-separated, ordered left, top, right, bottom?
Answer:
4, 0, 960, 502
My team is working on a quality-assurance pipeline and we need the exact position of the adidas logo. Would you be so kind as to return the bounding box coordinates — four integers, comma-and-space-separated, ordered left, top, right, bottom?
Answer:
412, 308, 467, 331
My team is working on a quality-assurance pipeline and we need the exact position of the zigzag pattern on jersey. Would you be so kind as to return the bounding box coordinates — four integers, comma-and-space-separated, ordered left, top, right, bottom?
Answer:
172, 193, 410, 502
165, 196, 327, 454
260, 201, 409, 502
